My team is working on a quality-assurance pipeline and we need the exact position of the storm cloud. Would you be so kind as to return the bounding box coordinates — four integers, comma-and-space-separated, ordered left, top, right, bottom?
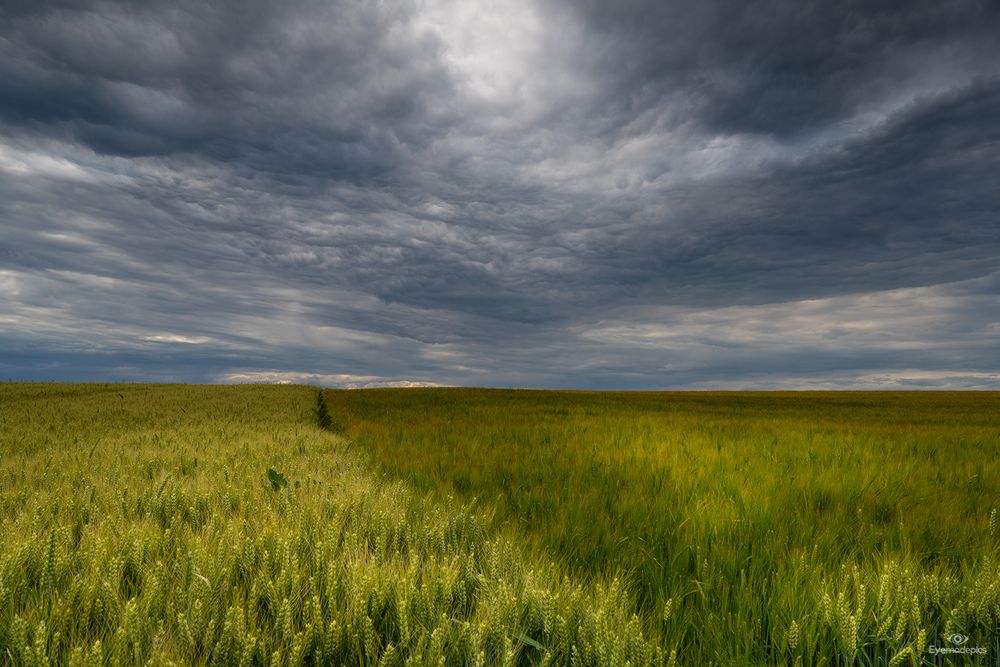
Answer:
1, 0, 998, 388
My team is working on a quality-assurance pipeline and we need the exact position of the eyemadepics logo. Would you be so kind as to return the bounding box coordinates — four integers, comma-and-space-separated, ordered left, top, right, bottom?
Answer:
927, 631, 988, 656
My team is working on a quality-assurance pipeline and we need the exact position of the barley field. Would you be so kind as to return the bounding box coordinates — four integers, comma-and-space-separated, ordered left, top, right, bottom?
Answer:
1, 384, 998, 666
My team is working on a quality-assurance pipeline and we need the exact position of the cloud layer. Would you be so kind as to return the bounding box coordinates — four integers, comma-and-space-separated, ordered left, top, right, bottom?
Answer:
1, 0, 998, 388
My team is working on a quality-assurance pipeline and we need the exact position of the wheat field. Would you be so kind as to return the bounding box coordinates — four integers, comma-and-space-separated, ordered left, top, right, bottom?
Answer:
324, 388, 1000, 666
1, 384, 998, 665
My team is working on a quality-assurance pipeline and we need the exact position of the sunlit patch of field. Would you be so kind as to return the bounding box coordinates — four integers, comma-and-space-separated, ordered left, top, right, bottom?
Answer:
0, 384, 663, 666
326, 388, 1000, 665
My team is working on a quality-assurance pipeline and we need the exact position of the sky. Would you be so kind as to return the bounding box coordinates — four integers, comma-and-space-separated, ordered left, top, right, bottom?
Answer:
1, 0, 999, 389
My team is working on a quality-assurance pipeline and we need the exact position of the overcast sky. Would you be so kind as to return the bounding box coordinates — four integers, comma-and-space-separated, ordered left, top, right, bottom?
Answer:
2, 0, 999, 389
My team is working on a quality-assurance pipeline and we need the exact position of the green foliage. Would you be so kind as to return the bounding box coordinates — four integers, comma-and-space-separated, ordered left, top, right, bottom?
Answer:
327, 388, 1000, 665
266, 468, 288, 492
315, 389, 337, 433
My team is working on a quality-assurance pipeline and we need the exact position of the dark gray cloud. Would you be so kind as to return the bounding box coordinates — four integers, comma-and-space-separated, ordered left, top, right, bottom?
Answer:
1, 0, 998, 388
550, 0, 1000, 136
